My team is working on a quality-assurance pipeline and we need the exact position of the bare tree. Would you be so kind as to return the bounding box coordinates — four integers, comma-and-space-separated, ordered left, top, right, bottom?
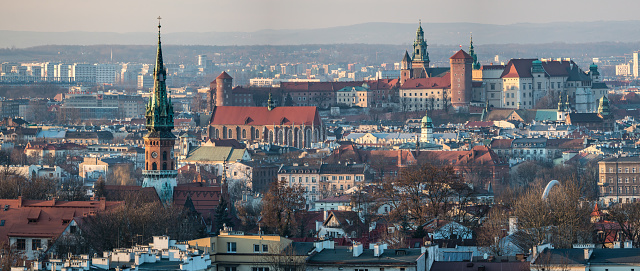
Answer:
261, 180, 306, 237
608, 202, 640, 247
258, 242, 306, 271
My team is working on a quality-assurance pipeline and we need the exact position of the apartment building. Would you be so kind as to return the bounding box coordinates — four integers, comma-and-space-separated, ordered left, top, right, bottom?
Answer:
599, 156, 640, 204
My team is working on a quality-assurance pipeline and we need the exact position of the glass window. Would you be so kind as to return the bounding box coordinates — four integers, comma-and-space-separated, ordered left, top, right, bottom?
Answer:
227, 242, 236, 253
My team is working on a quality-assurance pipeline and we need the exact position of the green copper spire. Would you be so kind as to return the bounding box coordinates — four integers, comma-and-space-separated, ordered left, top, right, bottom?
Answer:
412, 20, 429, 63
145, 16, 174, 133
469, 34, 480, 70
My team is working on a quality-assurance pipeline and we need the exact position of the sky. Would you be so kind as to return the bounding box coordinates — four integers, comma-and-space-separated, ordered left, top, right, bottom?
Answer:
2, 0, 640, 33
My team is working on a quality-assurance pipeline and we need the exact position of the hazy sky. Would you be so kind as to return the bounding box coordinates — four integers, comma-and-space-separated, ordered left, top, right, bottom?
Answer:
3, 0, 639, 33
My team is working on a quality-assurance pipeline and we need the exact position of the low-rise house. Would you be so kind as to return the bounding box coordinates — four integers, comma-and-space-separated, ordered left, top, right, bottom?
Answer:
0, 197, 121, 260
531, 245, 640, 271
189, 227, 313, 271
316, 210, 364, 239
307, 243, 426, 271
225, 161, 278, 194
24, 142, 86, 163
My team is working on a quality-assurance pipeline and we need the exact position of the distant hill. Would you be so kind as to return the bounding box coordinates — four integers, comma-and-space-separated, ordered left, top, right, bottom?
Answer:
3, 21, 640, 48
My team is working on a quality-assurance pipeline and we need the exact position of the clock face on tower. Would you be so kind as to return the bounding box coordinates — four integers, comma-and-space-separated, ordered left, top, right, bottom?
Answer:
151, 151, 158, 159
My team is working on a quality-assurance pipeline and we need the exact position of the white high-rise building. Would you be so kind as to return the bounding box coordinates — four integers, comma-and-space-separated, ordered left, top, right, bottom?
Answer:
96, 64, 117, 84
72, 64, 96, 83
633, 51, 639, 78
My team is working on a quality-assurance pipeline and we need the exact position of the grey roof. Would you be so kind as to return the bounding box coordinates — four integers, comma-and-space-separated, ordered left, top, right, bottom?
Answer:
534, 248, 640, 265
307, 248, 423, 266
431, 261, 530, 271
511, 138, 547, 148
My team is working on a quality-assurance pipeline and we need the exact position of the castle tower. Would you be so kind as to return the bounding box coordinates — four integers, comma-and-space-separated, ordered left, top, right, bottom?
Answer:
143, 17, 177, 203
449, 50, 473, 110
420, 111, 433, 143
400, 51, 413, 84
214, 71, 233, 106
412, 21, 429, 70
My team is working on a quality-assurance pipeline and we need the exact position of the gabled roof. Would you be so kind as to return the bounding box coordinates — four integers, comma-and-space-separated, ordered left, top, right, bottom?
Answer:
173, 185, 222, 221
0, 198, 121, 242
500, 59, 537, 78
210, 106, 321, 126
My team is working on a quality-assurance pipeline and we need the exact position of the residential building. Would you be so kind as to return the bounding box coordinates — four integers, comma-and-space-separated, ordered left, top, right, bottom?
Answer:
189, 227, 312, 271
598, 156, 640, 204
0, 197, 121, 260
306, 243, 426, 271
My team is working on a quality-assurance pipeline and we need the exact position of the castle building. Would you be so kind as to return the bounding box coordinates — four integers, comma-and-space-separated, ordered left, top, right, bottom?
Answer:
399, 22, 475, 111
142, 19, 177, 203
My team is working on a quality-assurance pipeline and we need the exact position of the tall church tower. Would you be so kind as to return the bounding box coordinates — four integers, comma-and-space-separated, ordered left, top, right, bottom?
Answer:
412, 21, 429, 70
143, 17, 177, 203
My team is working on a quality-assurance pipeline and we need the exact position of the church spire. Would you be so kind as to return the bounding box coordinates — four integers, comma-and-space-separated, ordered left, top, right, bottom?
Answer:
469, 33, 480, 70
146, 16, 174, 133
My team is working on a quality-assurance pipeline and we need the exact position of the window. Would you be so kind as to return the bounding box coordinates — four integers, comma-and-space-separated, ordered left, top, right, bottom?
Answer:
225, 267, 237, 271
254, 244, 260, 253
32, 239, 41, 250
263, 244, 268, 252
16, 239, 25, 250
0, 220, 4, 226
70, 225, 77, 234
252, 268, 269, 271
227, 242, 237, 253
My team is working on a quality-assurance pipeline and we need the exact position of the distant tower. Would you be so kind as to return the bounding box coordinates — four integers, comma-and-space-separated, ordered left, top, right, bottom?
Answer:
589, 63, 601, 83
400, 51, 413, 84
214, 71, 233, 107
557, 93, 566, 121
469, 34, 480, 70
197, 54, 207, 67
412, 20, 429, 70
143, 17, 177, 203
179, 133, 197, 156
420, 111, 433, 143
449, 50, 473, 110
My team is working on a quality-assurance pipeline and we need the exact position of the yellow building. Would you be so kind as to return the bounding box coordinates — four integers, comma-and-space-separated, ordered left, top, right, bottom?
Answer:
189, 227, 309, 271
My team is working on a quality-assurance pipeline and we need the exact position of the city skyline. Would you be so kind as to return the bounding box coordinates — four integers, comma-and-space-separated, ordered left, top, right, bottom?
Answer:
2, 0, 640, 33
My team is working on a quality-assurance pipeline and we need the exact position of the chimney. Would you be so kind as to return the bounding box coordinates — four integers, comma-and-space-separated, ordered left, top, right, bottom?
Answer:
99, 197, 106, 211
508, 216, 518, 235
624, 240, 633, 248
352, 242, 363, 257
17, 196, 22, 207
583, 248, 592, 260
373, 243, 386, 257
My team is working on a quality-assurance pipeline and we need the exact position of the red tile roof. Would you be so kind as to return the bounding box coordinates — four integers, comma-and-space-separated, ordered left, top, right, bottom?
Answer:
173, 185, 223, 221
490, 139, 514, 149
0, 197, 121, 242
216, 71, 233, 80
210, 106, 321, 126
415, 146, 504, 166
400, 72, 451, 89
450, 50, 473, 60
500, 59, 537, 78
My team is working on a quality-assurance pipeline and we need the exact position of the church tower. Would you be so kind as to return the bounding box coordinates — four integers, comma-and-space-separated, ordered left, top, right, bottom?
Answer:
420, 111, 433, 143
143, 17, 177, 203
400, 51, 413, 84
412, 21, 429, 70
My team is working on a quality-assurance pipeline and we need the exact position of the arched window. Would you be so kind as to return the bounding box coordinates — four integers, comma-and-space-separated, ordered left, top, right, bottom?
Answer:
162, 151, 167, 160
146, 162, 148, 170
242, 129, 246, 139
152, 162, 157, 170
171, 162, 174, 170
228, 130, 233, 138
163, 163, 167, 170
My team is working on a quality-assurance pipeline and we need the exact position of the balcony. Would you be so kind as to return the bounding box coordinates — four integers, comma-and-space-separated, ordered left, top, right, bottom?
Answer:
142, 170, 177, 178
